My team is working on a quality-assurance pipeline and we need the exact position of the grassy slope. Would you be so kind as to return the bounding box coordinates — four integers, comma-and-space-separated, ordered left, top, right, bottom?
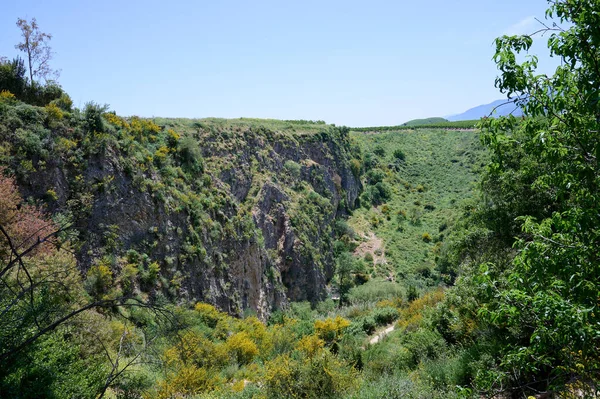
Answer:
348, 129, 487, 290
403, 117, 447, 126
351, 119, 480, 132
153, 117, 330, 135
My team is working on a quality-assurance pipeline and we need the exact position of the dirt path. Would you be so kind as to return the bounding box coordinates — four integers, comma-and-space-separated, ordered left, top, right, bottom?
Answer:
368, 323, 395, 345
353, 232, 383, 260
354, 232, 394, 281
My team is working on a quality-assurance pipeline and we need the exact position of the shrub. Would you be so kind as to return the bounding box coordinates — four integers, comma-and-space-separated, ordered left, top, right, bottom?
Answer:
50, 93, 73, 111
351, 316, 377, 335
225, 332, 259, 365
348, 280, 404, 304
263, 352, 360, 399
350, 159, 361, 178
0, 90, 16, 103
366, 168, 385, 185
178, 135, 203, 173
195, 303, 223, 328
407, 285, 419, 302
362, 344, 412, 376
44, 102, 63, 121
314, 316, 351, 346
373, 307, 400, 326
83, 102, 108, 132
283, 160, 301, 179
295, 334, 325, 358
373, 146, 385, 157
166, 129, 180, 148
401, 328, 446, 366
85, 262, 113, 299
156, 365, 221, 398
393, 149, 406, 161
141, 261, 160, 285
334, 219, 355, 238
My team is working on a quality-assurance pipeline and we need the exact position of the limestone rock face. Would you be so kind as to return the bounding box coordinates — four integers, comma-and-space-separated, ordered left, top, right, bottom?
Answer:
13, 121, 360, 319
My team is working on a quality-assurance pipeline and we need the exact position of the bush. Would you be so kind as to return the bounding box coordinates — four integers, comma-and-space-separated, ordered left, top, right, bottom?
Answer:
407, 285, 419, 302
50, 93, 73, 112
178, 135, 203, 173
314, 316, 351, 346
348, 280, 404, 304
366, 168, 385, 185
372, 307, 400, 326
85, 262, 113, 299
334, 219, 355, 238
225, 332, 259, 365
283, 160, 301, 179
0, 58, 27, 99
350, 159, 361, 178
83, 102, 108, 133
362, 344, 412, 376
361, 182, 392, 206
401, 328, 446, 366
350, 316, 377, 335
393, 149, 406, 161
195, 303, 223, 328
264, 352, 360, 399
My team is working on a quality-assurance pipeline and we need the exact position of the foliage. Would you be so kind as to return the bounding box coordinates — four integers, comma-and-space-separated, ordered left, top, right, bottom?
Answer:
439, 1, 600, 395
0, 57, 64, 106
284, 159, 302, 178
402, 117, 448, 126
314, 316, 351, 346
351, 119, 480, 132
335, 252, 366, 306
264, 352, 360, 399
225, 332, 259, 365
347, 127, 486, 287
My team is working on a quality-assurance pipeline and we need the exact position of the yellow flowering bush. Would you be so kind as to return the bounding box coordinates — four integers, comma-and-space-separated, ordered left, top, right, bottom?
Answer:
44, 103, 64, 120
314, 316, 350, 346
225, 331, 259, 365
195, 302, 224, 328
295, 334, 325, 358
0, 90, 16, 103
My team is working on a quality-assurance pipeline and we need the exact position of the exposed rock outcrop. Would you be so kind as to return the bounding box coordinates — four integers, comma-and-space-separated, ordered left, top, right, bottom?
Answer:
3, 110, 361, 319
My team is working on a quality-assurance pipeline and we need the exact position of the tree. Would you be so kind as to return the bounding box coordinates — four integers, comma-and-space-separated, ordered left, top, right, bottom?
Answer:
461, 0, 600, 396
15, 17, 59, 86
0, 171, 169, 398
0, 57, 27, 97
335, 252, 364, 307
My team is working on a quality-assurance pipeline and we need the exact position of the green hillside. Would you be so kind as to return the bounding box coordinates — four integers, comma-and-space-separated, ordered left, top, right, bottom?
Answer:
1, 1, 599, 397
352, 119, 479, 132
347, 128, 487, 292
402, 117, 447, 126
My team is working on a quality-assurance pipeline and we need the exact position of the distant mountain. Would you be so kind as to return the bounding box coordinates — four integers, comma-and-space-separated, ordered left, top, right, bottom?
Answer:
402, 117, 447, 126
447, 99, 523, 121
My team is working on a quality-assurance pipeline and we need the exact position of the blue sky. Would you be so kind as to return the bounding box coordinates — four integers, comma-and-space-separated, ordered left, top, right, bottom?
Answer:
0, 0, 558, 126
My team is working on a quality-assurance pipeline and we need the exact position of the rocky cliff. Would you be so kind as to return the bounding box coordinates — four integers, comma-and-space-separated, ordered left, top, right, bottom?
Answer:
0, 103, 361, 318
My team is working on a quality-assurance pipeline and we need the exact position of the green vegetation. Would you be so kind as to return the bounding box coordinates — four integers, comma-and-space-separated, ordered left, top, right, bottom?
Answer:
347, 128, 486, 291
1, 0, 599, 397
352, 119, 479, 132
402, 117, 448, 126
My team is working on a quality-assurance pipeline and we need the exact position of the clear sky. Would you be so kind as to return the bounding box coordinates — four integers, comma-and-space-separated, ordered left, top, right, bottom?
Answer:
0, 0, 558, 126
